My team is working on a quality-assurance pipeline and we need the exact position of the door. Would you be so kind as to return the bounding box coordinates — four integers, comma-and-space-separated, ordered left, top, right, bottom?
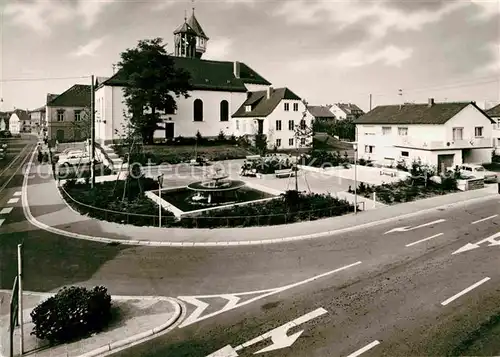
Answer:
56, 129, 65, 141
165, 122, 174, 139
437, 154, 455, 173
257, 120, 264, 135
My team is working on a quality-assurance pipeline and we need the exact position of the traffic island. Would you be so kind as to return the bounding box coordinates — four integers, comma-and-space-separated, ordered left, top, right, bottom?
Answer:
0, 291, 181, 357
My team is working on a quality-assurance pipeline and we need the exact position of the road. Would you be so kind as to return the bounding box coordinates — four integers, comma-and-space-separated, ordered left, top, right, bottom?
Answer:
0, 140, 499, 355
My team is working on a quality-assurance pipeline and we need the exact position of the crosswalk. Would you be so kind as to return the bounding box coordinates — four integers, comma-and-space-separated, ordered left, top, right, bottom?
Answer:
0, 190, 21, 227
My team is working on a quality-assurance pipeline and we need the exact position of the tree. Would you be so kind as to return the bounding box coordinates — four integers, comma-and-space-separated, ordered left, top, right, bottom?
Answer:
71, 107, 91, 140
118, 38, 192, 144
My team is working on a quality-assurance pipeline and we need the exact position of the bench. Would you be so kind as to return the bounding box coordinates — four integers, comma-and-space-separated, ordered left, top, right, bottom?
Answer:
380, 168, 397, 177
245, 155, 261, 161
275, 168, 294, 178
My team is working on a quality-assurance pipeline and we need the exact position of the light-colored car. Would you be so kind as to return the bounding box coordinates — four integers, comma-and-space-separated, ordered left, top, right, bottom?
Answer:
448, 163, 497, 182
57, 151, 92, 167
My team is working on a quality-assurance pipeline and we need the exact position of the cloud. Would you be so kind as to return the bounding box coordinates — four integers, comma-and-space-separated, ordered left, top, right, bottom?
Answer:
69, 37, 106, 57
151, 1, 176, 11
203, 38, 233, 60
273, 0, 466, 39
3, 0, 116, 35
470, 0, 500, 17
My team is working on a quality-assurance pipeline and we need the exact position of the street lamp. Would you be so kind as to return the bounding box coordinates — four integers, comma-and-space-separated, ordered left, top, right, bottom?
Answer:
157, 174, 164, 227
353, 142, 358, 214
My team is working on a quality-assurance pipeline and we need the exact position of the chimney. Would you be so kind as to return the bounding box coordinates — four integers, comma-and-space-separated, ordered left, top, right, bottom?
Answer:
267, 86, 273, 99
428, 98, 435, 107
233, 61, 240, 79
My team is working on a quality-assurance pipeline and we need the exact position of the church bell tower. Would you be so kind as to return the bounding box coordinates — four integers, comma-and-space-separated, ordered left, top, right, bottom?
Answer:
173, 2, 209, 59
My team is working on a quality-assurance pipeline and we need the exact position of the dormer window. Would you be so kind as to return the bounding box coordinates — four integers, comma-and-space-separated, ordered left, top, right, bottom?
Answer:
245, 105, 252, 112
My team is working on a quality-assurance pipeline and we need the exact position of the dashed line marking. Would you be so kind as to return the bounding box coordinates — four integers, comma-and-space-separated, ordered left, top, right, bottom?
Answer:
7, 198, 19, 204
471, 215, 498, 225
13, 191, 21, 197
406, 233, 444, 247
441, 277, 491, 306
0, 219, 4, 227
0, 207, 13, 214
346, 340, 380, 357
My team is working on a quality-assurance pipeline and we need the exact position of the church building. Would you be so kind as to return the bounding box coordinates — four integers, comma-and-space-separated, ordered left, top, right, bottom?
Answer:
95, 9, 310, 149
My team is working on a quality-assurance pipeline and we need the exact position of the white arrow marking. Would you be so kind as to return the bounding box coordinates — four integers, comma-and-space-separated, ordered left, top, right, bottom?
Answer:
471, 214, 498, 225
346, 340, 380, 357
178, 261, 361, 328
384, 219, 446, 234
206, 308, 327, 357
452, 232, 500, 255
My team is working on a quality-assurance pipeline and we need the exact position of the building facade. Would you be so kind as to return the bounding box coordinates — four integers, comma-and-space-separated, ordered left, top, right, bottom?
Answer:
329, 103, 364, 120
485, 103, 500, 154
355, 99, 495, 172
29, 106, 46, 134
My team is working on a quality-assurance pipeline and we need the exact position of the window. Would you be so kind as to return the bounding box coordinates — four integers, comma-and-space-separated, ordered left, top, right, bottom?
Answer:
276, 120, 282, 131
452, 127, 463, 141
288, 120, 294, 131
284, 103, 289, 111
289, 138, 294, 146
301, 138, 306, 146
401, 151, 409, 157
300, 119, 306, 130
245, 105, 252, 112
236, 120, 239, 130
364, 145, 374, 154
57, 110, 64, 122
382, 126, 392, 135
293, 103, 299, 111
397, 127, 408, 136
74, 110, 82, 122
276, 138, 281, 147
193, 99, 203, 121
220, 100, 229, 122
474, 126, 483, 137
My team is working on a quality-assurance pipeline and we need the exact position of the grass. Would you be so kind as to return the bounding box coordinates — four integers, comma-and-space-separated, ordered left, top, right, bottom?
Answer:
483, 162, 500, 172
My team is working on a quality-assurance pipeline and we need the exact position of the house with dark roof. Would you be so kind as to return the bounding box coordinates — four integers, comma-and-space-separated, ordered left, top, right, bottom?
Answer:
306, 105, 336, 121
232, 87, 310, 149
95, 9, 307, 146
354, 98, 495, 171
330, 103, 364, 120
9, 109, 31, 134
46, 84, 91, 141
485, 104, 500, 153
29, 105, 46, 134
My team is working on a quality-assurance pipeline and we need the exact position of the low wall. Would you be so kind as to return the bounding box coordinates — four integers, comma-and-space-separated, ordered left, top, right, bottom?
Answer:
457, 178, 485, 191
145, 187, 185, 218
59, 174, 123, 185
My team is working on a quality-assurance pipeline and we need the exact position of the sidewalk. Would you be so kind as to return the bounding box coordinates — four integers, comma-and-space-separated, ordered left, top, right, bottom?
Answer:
0, 291, 181, 357
23, 161, 499, 246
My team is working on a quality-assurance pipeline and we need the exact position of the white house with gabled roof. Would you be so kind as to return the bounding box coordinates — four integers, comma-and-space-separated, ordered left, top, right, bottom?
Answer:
354, 98, 495, 172
485, 103, 500, 154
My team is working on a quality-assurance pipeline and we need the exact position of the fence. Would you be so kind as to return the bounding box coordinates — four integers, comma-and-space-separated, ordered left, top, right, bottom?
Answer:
59, 184, 365, 229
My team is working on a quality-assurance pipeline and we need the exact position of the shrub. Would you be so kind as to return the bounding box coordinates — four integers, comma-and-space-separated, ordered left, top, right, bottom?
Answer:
30, 286, 112, 344
358, 158, 367, 166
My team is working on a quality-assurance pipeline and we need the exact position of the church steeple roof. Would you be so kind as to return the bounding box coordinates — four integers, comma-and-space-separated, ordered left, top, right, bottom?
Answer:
187, 10, 208, 39
173, 20, 197, 36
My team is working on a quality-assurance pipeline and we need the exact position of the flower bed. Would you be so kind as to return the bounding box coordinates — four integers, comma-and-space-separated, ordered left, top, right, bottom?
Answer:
240, 155, 294, 176
61, 178, 358, 228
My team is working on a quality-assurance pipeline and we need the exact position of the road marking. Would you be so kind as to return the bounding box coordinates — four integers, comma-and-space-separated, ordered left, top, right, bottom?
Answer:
346, 340, 381, 357
441, 277, 491, 306
405, 233, 444, 247
7, 198, 19, 204
384, 219, 446, 234
178, 261, 361, 328
13, 191, 21, 197
0, 207, 13, 214
452, 232, 500, 255
206, 308, 328, 356
471, 215, 498, 225
0, 219, 4, 227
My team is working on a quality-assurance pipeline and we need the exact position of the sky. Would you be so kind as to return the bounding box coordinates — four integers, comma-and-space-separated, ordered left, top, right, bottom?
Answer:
1, 0, 500, 112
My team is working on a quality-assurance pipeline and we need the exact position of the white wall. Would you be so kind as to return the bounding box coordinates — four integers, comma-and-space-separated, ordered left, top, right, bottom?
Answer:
9, 114, 20, 134
266, 99, 311, 149
244, 83, 271, 92
329, 105, 346, 120
444, 104, 493, 142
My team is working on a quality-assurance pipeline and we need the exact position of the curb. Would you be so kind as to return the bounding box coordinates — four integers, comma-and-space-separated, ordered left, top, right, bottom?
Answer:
23, 148, 499, 247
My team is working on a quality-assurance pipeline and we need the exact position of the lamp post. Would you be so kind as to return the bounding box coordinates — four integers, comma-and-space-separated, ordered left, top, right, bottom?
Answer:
353, 142, 358, 214
157, 174, 164, 227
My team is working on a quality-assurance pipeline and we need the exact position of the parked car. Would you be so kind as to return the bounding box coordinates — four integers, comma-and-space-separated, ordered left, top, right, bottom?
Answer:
447, 164, 497, 182
57, 151, 92, 167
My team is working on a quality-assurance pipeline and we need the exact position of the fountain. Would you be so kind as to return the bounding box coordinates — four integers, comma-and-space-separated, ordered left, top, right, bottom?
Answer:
186, 168, 246, 204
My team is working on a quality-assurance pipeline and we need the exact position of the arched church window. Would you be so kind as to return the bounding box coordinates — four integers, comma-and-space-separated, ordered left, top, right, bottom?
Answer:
193, 99, 203, 122
220, 100, 229, 121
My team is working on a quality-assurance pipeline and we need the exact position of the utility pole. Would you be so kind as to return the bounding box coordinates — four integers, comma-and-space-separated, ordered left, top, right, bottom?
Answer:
90, 75, 96, 188
369, 94, 372, 111
17, 244, 24, 355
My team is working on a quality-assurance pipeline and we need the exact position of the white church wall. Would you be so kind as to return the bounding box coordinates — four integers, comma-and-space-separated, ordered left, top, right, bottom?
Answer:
244, 83, 271, 92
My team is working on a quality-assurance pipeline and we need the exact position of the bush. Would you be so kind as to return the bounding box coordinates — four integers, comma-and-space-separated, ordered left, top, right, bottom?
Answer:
30, 286, 112, 344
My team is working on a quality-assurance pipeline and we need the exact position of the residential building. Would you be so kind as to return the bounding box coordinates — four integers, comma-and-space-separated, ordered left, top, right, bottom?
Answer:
0, 111, 12, 130
9, 109, 30, 134
94, 9, 305, 149
46, 85, 91, 141
329, 103, 364, 120
29, 106, 46, 134
485, 103, 500, 154
232, 87, 311, 149
354, 98, 495, 172
306, 105, 336, 121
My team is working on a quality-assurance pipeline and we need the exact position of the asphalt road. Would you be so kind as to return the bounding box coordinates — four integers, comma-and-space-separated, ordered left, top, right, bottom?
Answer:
1, 141, 499, 355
